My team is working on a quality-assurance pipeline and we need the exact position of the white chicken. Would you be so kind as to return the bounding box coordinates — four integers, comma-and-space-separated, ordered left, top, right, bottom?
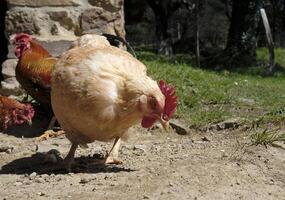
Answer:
51, 34, 177, 170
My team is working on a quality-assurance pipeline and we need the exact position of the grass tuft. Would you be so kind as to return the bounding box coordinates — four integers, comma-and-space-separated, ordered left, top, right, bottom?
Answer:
251, 129, 285, 147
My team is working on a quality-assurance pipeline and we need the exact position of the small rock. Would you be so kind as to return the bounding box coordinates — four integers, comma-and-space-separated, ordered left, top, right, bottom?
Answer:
169, 120, 190, 135
35, 177, 44, 183
29, 172, 37, 178
55, 176, 62, 182
134, 144, 146, 151
201, 136, 210, 142
0, 146, 14, 154
79, 178, 89, 184
14, 181, 22, 186
133, 144, 146, 156
221, 150, 228, 158
22, 180, 31, 185
41, 174, 49, 178
38, 192, 45, 196
209, 118, 241, 131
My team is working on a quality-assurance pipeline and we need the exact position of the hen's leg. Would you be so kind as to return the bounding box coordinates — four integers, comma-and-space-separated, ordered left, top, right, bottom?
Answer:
105, 137, 122, 165
63, 143, 78, 172
36, 117, 64, 141
39, 143, 77, 173
91, 137, 122, 165
47, 116, 57, 130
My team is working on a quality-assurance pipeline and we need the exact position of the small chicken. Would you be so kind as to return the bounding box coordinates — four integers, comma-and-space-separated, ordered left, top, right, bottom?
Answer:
0, 95, 34, 129
13, 33, 60, 140
51, 34, 177, 170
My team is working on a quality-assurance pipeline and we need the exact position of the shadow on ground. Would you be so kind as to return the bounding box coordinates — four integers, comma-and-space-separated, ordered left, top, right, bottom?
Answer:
0, 152, 134, 175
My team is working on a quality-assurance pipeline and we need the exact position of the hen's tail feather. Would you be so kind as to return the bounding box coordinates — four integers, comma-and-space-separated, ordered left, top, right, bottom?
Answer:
102, 33, 137, 58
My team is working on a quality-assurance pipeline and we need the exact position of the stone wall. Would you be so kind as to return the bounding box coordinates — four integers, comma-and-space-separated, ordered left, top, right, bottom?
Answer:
1, 0, 125, 95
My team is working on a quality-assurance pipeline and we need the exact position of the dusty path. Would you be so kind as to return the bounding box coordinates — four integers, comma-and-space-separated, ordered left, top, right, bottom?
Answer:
0, 126, 284, 200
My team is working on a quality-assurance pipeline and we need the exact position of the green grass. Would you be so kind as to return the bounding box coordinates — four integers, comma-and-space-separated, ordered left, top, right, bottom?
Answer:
257, 48, 285, 68
139, 49, 285, 128
251, 129, 285, 147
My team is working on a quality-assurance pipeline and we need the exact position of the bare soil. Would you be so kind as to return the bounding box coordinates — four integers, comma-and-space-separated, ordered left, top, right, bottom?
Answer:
0, 125, 284, 200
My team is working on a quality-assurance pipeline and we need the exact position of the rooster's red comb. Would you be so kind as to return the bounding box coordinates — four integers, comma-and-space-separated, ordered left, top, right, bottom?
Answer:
159, 80, 177, 120
13, 33, 32, 43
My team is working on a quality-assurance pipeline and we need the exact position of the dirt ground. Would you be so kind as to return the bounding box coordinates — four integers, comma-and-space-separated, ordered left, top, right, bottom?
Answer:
0, 124, 284, 200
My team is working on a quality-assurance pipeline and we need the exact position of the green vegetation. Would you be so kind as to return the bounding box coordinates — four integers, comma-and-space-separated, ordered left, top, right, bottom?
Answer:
139, 49, 285, 128
257, 48, 285, 70
251, 129, 285, 147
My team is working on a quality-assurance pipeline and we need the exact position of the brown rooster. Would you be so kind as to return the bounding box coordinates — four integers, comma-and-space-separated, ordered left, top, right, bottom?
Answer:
0, 95, 34, 129
13, 33, 60, 139
51, 34, 177, 171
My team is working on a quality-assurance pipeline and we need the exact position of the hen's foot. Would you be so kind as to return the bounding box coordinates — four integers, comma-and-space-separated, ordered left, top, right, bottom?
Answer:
36, 130, 65, 141
90, 155, 123, 166
105, 156, 123, 165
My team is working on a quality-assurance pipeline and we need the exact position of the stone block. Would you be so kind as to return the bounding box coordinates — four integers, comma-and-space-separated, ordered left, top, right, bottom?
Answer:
1, 59, 17, 79
47, 10, 75, 30
5, 10, 40, 36
7, 0, 81, 7
80, 7, 123, 36
0, 77, 24, 96
88, 0, 123, 12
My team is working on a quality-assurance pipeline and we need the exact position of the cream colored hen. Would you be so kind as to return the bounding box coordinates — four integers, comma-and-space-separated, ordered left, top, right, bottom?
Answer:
51, 34, 177, 170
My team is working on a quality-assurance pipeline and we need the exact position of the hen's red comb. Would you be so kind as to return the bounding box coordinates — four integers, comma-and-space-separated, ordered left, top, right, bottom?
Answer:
159, 80, 177, 120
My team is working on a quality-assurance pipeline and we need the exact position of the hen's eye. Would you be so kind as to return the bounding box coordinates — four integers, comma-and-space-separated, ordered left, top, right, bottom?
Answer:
149, 96, 157, 110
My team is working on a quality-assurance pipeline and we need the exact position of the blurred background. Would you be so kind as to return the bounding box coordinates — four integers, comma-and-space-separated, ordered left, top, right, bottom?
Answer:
2, 1, 285, 68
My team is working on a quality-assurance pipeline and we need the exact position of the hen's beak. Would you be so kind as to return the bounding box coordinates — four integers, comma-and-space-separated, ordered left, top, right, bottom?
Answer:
21, 116, 32, 125
158, 116, 169, 130
27, 119, 32, 125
